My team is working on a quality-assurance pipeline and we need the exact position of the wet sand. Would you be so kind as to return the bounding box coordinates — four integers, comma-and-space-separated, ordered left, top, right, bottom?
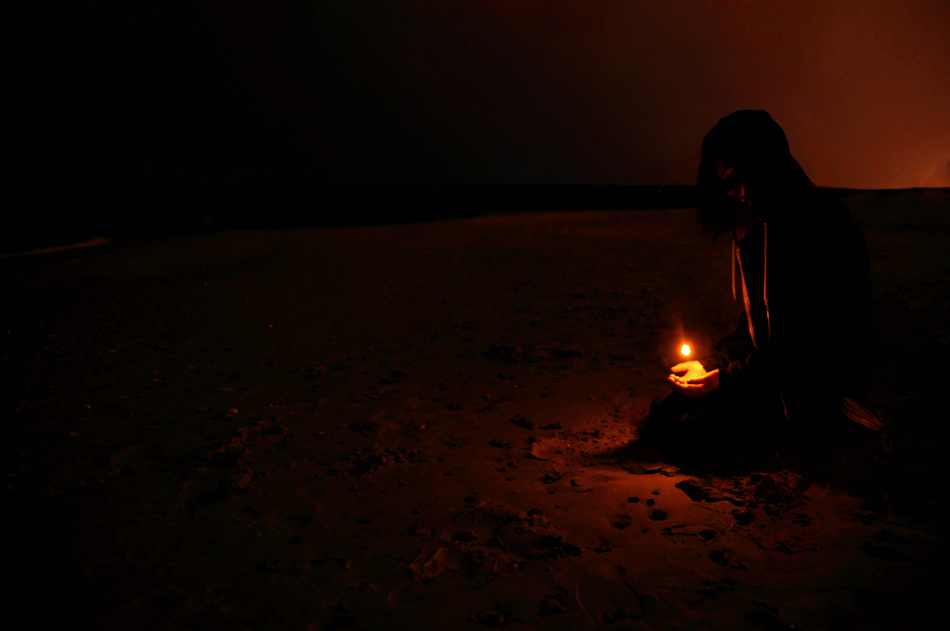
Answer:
2, 190, 946, 630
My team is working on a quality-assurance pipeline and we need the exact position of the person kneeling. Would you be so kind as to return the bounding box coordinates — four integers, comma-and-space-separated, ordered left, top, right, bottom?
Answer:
644, 110, 881, 449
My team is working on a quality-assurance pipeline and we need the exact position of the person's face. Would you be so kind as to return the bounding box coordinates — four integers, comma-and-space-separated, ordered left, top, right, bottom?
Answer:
716, 162, 750, 206
716, 161, 757, 240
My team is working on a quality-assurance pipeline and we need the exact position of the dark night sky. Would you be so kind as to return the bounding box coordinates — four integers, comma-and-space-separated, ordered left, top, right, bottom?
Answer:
13, 1, 950, 197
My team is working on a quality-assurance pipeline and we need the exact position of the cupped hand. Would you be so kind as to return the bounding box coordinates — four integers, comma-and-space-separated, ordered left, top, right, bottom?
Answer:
669, 360, 707, 382
668, 369, 720, 397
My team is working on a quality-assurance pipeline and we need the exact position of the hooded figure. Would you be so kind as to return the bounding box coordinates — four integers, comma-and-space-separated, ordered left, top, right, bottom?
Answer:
649, 110, 880, 436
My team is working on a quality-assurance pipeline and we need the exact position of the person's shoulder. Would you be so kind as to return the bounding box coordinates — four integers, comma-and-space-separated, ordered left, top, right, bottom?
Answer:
813, 189, 858, 227
819, 190, 869, 248
815, 187, 849, 212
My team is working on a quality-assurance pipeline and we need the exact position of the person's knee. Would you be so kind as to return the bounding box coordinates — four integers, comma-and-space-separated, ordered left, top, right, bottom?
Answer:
649, 388, 673, 418
649, 387, 691, 424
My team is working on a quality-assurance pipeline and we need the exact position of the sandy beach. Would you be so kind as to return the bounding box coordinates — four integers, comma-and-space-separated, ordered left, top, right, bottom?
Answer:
2, 190, 945, 630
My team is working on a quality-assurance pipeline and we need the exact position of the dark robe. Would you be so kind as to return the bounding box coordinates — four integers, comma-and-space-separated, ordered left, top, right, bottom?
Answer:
699, 189, 874, 424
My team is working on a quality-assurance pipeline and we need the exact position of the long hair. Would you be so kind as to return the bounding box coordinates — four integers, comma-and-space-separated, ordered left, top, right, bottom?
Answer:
696, 110, 818, 239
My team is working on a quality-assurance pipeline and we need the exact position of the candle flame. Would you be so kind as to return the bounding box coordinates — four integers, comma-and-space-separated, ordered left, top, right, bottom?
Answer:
681, 344, 691, 356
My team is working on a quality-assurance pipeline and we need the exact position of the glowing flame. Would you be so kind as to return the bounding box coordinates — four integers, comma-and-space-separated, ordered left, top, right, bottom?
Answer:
681, 344, 691, 356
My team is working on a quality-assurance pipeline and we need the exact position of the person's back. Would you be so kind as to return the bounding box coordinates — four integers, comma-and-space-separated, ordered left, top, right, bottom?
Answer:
826, 190, 874, 403
761, 186, 874, 422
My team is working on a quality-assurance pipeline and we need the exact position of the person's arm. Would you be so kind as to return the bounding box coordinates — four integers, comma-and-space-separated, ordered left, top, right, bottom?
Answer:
700, 310, 755, 373
671, 310, 756, 396
716, 338, 778, 391
717, 244, 835, 396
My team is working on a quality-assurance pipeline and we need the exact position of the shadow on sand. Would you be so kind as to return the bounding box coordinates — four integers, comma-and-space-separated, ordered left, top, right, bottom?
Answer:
604, 409, 883, 490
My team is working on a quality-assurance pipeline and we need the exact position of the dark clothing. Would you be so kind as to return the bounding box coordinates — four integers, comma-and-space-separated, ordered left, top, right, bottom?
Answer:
643, 383, 789, 455
699, 189, 874, 423
649, 109, 877, 440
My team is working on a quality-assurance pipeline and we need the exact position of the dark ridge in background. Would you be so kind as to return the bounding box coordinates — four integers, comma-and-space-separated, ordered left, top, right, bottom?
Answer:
3, 185, 693, 255
4, 186, 946, 256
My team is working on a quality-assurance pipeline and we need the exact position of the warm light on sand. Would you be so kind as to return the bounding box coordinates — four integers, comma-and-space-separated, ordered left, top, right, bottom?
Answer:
681, 344, 690, 356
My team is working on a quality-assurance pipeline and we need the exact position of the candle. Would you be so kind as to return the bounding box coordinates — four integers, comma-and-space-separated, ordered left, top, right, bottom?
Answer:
681, 344, 690, 356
